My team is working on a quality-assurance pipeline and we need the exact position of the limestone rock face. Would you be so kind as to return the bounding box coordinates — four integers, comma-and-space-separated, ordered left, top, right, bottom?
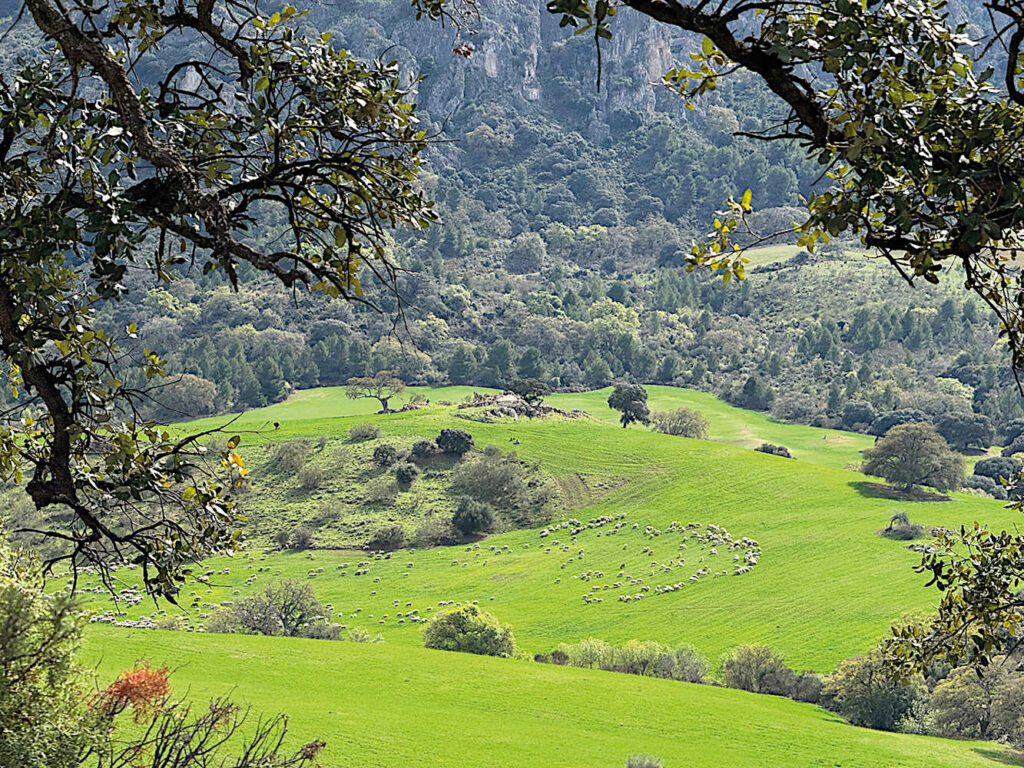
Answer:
326, 0, 692, 130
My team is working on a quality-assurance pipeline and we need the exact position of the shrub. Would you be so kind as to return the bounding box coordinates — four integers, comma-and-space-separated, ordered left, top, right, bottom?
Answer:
413, 515, 456, 547
650, 407, 709, 439
437, 428, 474, 456
409, 439, 437, 461
364, 476, 398, 505
290, 526, 315, 551
0, 541, 105, 765
964, 473, 1008, 499
366, 524, 407, 552
372, 443, 399, 468
881, 511, 926, 540
670, 644, 710, 683
422, 605, 516, 657
550, 638, 708, 683
452, 449, 553, 528
348, 423, 381, 442
268, 439, 309, 473
298, 465, 324, 491
300, 622, 345, 641
272, 529, 291, 549
790, 671, 824, 704
842, 400, 877, 432
393, 461, 419, 486
1003, 437, 1024, 457
206, 580, 327, 638
755, 443, 792, 458
720, 644, 792, 694
452, 497, 495, 538
974, 456, 1022, 482
625, 756, 663, 768
822, 652, 925, 731
347, 627, 384, 643
869, 409, 929, 437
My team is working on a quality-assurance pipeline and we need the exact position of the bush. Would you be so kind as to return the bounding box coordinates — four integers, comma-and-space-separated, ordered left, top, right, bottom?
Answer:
822, 652, 925, 731
366, 524, 407, 552
268, 439, 309, 473
720, 644, 792, 694
272, 529, 291, 549
409, 439, 437, 461
549, 638, 708, 683
881, 511, 925, 540
347, 627, 384, 643
348, 423, 381, 442
289, 526, 315, 550
364, 476, 398, 504
298, 465, 324, 491
422, 605, 516, 657
755, 443, 792, 458
205, 580, 327, 638
650, 407, 709, 439
393, 461, 419, 486
869, 409, 929, 437
372, 443, 399, 468
452, 449, 553, 528
963, 473, 1008, 499
437, 428, 474, 456
413, 515, 456, 547
625, 756, 663, 768
842, 400, 877, 432
974, 456, 1022, 482
452, 497, 495, 537
1003, 437, 1024, 457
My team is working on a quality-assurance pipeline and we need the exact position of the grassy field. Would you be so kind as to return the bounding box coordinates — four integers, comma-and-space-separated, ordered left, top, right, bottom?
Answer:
184, 384, 874, 470
84, 627, 1017, 768
80, 385, 1014, 672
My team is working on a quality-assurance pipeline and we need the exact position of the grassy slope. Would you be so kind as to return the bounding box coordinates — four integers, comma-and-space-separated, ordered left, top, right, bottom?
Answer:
84, 386, 1012, 672
84, 627, 1014, 768
185, 384, 874, 470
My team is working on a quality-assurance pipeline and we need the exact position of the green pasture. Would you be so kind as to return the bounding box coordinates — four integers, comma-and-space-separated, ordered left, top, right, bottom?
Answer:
83, 627, 1017, 768
81, 387, 1014, 672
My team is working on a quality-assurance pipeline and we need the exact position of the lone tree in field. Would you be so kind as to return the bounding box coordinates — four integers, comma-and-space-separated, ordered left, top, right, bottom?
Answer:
346, 371, 406, 414
422, 605, 516, 658
651, 407, 709, 439
608, 382, 650, 428
861, 423, 964, 493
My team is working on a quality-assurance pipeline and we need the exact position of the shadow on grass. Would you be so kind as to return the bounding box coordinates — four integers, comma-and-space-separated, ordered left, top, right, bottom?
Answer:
972, 747, 1024, 766
848, 481, 951, 502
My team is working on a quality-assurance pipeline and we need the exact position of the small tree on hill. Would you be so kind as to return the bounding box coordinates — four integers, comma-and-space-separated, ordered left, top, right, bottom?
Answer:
346, 371, 406, 413
437, 429, 474, 456
841, 400, 877, 432
452, 498, 495, 538
868, 409, 929, 437
650, 407, 709, 439
507, 378, 549, 405
608, 382, 650, 428
861, 423, 964, 492
422, 605, 516, 658
936, 412, 995, 453
739, 375, 774, 411
974, 457, 1023, 483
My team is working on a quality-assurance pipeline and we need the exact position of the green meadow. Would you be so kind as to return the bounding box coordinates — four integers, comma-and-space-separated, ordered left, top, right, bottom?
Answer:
85, 627, 1015, 768
79, 384, 1024, 767
83, 386, 1011, 670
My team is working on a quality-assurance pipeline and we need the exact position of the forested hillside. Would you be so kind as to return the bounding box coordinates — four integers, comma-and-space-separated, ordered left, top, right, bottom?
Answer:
0, 0, 1016, 433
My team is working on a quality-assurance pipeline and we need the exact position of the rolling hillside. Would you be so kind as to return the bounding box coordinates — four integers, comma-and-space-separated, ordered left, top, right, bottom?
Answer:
81, 386, 1010, 671
84, 627, 1016, 768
